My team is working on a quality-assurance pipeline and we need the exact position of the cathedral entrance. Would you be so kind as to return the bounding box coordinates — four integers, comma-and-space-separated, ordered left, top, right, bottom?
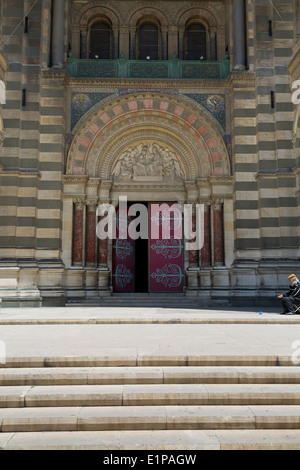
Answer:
64, 91, 233, 302
112, 202, 184, 294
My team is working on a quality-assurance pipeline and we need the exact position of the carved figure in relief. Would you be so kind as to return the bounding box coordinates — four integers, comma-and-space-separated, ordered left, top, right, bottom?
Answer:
111, 142, 184, 182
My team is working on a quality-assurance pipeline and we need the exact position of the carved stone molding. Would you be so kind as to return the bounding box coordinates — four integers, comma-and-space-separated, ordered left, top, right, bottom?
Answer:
63, 175, 89, 185
112, 183, 184, 192
66, 76, 231, 89
0, 167, 41, 178
228, 71, 256, 89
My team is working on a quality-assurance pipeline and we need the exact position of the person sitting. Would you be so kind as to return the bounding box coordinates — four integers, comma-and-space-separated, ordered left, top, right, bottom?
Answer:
277, 274, 300, 315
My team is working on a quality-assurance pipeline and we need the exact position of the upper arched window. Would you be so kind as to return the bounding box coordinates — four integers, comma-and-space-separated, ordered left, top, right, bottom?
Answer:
184, 23, 207, 60
89, 21, 112, 59
137, 22, 159, 60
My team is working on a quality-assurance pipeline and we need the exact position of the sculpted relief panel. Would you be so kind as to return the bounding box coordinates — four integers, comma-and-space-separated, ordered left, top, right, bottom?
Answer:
111, 142, 185, 183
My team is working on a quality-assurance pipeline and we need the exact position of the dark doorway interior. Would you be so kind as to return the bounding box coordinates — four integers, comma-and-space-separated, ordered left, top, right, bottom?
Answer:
130, 202, 148, 293
135, 237, 148, 293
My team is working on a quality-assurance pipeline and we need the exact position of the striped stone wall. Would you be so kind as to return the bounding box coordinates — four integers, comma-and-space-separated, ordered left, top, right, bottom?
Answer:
0, 0, 65, 305
231, 0, 300, 301
0, 0, 299, 305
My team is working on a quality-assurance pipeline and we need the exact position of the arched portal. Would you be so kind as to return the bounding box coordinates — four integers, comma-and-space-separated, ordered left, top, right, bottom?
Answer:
63, 93, 233, 299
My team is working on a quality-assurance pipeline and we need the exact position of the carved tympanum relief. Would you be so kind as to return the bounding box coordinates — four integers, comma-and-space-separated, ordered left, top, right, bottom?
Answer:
111, 142, 185, 182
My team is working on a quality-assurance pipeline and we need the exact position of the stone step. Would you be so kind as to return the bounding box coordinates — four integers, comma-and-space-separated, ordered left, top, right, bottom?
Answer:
1, 316, 300, 325
66, 297, 230, 308
1, 384, 300, 408
1, 405, 300, 432
2, 429, 300, 450
1, 355, 295, 368
1, 366, 300, 386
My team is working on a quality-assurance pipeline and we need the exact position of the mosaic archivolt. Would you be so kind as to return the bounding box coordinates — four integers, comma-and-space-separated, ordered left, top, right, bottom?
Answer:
66, 92, 230, 180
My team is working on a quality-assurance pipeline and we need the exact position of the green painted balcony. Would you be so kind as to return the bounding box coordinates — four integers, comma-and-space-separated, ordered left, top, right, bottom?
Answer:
67, 56, 230, 80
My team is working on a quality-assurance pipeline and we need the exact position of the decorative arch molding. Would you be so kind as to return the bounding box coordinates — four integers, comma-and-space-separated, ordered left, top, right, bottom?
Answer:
93, 121, 206, 180
66, 93, 230, 179
78, 6, 120, 28
129, 7, 169, 28
178, 7, 219, 29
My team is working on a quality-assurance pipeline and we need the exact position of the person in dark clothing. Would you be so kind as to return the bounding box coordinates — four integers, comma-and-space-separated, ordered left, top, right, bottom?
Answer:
277, 274, 300, 315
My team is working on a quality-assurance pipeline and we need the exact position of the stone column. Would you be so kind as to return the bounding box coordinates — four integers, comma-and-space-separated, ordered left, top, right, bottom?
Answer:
85, 200, 98, 296
97, 201, 112, 296
210, 28, 217, 60
80, 27, 87, 59
185, 202, 199, 295
72, 25, 81, 59
129, 27, 136, 59
161, 27, 168, 60
72, 198, 85, 265
119, 25, 129, 58
98, 209, 108, 267
168, 26, 178, 59
51, 0, 65, 68
188, 209, 198, 267
201, 203, 211, 266
233, 0, 246, 70
86, 200, 97, 265
213, 200, 224, 265
112, 27, 119, 59
178, 28, 185, 60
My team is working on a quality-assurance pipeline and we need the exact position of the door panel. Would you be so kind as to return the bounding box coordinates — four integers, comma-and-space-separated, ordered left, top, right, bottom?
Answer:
112, 207, 135, 292
149, 204, 184, 292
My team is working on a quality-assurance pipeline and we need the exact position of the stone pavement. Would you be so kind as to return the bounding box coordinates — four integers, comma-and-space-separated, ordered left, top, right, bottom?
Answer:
0, 305, 299, 365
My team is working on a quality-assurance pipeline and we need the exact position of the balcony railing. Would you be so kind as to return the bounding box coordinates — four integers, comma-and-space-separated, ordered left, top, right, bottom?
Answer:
67, 56, 230, 80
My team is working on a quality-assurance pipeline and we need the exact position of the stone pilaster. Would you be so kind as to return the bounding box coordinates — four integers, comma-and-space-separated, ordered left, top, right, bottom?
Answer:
210, 28, 217, 60
72, 198, 85, 265
51, 0, 65, 68
129, 27, 136, 59
213, 200, 224, 266
86, 200, 97, 265
201, 203, 211, 267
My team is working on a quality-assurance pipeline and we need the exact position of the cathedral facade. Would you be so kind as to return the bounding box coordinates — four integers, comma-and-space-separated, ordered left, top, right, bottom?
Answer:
0, 0, 300, 306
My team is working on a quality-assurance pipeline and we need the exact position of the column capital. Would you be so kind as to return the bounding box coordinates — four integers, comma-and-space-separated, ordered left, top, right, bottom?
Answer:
212, 198, 223, 210
198, 200, 211, 208
74, 197, 86, 210
169, 25, 178, 34
86, 198, 98, 209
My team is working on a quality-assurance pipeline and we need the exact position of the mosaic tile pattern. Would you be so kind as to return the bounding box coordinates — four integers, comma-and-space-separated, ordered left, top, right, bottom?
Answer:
66, 87, 231, 167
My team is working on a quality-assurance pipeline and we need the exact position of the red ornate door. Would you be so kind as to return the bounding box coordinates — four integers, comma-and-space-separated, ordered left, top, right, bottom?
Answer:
149, 204, 184, 292
112, 207, 135, 292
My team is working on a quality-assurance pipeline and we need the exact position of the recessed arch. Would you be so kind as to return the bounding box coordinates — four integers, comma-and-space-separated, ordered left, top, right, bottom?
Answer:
66, 93, 230, 179
88, 19, 113, 60
129, 7, 169, 29
78, 5, 120, 29
178, 8, 218, 29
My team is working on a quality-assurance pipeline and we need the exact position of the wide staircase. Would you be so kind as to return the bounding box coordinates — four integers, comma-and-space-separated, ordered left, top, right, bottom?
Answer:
1, 354, 300, 449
